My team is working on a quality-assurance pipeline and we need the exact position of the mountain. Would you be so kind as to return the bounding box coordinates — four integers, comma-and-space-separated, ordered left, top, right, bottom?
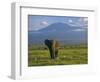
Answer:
38, 22, 81, 32
28, 22, 87, 45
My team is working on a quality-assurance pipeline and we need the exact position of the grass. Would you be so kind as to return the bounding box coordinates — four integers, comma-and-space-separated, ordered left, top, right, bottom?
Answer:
28, 44, 88, 66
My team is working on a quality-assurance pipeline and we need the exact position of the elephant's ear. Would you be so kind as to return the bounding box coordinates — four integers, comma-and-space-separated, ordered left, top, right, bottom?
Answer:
55, 41, 60, 48
44, 39, 48, 45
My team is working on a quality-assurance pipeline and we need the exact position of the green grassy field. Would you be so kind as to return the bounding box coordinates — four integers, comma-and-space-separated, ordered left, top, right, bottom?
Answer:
28, 44, 88, 66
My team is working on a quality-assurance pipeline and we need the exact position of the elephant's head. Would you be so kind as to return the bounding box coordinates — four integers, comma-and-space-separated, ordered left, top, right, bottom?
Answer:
44, 39, 59, 59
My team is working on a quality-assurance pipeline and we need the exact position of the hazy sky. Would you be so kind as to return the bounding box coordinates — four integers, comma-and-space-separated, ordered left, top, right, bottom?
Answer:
28, 15, 88, 31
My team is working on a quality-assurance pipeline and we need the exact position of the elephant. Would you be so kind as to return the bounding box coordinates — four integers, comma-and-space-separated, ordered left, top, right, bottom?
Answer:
44, 39, 60, 59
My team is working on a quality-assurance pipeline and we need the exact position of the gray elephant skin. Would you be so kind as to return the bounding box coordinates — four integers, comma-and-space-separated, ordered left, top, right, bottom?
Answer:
44, 39, 59, 59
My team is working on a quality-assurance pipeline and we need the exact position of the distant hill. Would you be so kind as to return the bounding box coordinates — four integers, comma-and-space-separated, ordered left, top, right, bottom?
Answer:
38, 22, 80, 32
28, 22, 87, 45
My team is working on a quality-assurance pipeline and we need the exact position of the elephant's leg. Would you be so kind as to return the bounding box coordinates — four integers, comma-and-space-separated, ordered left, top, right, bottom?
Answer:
49, 48, 54, 59
52, 48, 56, 59
55, 49, 58, 58
49, 48, 55, 59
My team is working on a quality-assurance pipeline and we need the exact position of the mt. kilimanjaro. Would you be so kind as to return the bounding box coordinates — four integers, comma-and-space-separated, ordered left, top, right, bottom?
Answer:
28, 22, 87, 45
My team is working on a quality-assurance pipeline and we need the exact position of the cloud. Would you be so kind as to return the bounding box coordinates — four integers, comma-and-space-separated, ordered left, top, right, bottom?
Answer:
78, 17, 88, 23
40, 21, 48, 26
67, 17, 88, 27
72, 28, 86, 32
72, 18, 88, 27
83, 18, 88, 22
68, 19, 73, 23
